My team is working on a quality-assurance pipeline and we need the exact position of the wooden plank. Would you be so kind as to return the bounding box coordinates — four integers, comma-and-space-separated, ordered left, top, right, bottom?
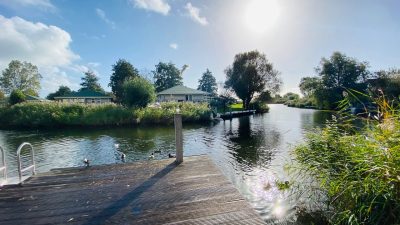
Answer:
0, 155, 265, 225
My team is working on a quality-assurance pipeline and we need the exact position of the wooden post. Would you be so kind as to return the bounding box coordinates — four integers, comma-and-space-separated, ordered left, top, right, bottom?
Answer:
174, 113, 183, 163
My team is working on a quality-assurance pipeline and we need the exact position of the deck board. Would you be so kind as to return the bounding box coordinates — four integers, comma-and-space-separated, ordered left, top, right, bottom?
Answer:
0, 155, 265, 225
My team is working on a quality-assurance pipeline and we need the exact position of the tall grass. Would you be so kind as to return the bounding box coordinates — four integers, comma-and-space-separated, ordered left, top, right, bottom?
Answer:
293, 92, 400, 224
0, 102, 212, 128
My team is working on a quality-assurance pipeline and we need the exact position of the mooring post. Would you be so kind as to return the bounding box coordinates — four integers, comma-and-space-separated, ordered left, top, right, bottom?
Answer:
174, 112, 183, 163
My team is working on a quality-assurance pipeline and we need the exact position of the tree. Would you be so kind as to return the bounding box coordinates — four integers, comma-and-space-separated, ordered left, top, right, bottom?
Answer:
109, 59, 139, 103
224, 50, 282, 109
46, 86, 72, 100
0, 60, 42, 95
299, 77, 321, 97
153, 62, 183, 92
9, 89, 26, 105
313, 52, 370, 109
256, 91, 272, 103
317, 52, 370, 90
369, 69, 400, 99
80, 70, 104, 92
198, 69, 217, 95
283, 92, 300, 101
122, 77, 156, 108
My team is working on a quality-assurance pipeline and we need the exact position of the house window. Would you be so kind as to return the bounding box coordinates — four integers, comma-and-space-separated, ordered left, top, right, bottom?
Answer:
91, 99, 95, 103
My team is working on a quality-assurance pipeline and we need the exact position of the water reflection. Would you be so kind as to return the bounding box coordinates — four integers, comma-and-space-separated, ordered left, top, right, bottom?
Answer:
0, 104, 332, 222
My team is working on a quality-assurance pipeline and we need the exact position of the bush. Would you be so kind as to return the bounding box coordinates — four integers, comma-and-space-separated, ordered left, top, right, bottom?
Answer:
122, 77, 156, 108
293, 96, 400, 224
0, 102, 212, 128
9, 89, 26, 105
249, 101, 269, 113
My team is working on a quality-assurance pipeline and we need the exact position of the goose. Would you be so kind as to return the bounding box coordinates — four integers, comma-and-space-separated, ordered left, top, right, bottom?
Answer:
148, 153, 154, 159
168, 153, 176, 158
83, 158, 90, 167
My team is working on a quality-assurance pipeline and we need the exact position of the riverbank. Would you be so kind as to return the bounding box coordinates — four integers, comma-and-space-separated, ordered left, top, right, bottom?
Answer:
0, 102, 212, 128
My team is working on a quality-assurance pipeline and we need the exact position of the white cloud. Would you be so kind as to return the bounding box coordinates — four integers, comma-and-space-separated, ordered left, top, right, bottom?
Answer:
0, 0, 55, 11
0, 15, 81, 96
169, 43, 178, 50
185, 3, 208, 26
95, 8, 116, 29
130, 0, 170, 15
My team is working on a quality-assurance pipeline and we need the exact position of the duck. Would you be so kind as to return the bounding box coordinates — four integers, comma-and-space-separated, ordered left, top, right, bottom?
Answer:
121, 153, 126, 160
148, 152, 154, 159
114, 144, 120, 149
168, 153, 176, 158
83, 158, 90, 167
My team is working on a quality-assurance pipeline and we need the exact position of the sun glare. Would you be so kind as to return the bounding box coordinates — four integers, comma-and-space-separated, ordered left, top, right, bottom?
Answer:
244, 0, 280, 33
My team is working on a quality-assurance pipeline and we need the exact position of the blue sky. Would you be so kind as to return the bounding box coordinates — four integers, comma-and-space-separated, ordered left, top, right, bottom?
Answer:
0, 0, 399, 97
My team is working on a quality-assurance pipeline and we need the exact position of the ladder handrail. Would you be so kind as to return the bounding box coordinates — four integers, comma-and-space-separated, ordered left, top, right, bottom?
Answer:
17, 142, 36, 183
0, 146, 6, 183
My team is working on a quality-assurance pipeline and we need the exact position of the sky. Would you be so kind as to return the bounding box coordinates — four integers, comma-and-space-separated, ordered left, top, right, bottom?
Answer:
0, 0, 399, 97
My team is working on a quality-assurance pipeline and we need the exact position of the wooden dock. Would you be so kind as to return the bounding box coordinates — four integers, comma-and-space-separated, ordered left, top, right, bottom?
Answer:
219, 110, 256, 120
0, 155, 265, 225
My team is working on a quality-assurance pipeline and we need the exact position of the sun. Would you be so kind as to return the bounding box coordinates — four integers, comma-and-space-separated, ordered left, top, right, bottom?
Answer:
244, 0, 280, 33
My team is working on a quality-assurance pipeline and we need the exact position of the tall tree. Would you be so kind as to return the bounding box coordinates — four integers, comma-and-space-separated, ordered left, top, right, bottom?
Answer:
80, 70, 103, 92
0, 60, 42, 95
122, 77, 156, 108
224, 50, 282, 109
317, 52, 370, 89
299, 77, 321, 97
109, 59, 139, 103
153, 62, 183, 92
198, 69, 217, 95
313, 52, 370, 109
46, 86, 72, 100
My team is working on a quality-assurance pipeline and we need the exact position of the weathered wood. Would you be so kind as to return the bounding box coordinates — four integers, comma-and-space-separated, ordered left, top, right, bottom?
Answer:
0, 155, 265, 225
174, 114, 183, 163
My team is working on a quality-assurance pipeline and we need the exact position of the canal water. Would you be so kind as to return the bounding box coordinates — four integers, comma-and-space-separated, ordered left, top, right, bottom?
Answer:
0, 104, 332, 222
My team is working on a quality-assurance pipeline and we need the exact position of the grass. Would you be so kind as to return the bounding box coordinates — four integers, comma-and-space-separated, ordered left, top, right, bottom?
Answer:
292, 93, 400, 224
0, 102, 212, 128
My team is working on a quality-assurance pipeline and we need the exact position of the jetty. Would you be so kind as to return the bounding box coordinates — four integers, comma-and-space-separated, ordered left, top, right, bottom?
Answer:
219, 110, 256, 120
0, 155, 265, 225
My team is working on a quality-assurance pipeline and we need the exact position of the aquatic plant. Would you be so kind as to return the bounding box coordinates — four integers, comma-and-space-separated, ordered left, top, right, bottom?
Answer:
293, 92, 400, 224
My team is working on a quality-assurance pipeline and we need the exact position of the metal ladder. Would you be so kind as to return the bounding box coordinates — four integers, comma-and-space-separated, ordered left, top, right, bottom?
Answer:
16, 142, 36, 184
0, 146, 6, 185
0, 142, 36, 185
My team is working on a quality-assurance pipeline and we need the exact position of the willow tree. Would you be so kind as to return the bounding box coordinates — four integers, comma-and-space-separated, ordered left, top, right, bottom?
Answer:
225, 51, 281, 109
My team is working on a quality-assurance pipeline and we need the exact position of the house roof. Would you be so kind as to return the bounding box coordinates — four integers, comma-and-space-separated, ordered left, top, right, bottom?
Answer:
26, 95, 47, 101
157, 85, 209, 95
54, 89, 112, 99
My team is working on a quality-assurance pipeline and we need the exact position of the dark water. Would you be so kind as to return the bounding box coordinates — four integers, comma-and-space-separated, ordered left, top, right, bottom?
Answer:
0, 104, 332, 222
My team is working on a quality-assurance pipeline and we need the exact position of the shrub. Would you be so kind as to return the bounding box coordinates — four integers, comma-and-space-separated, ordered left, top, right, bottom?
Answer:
249, 101, 269, 113
293, 95, 400, 224
122, 77, 156, 108
9, 89, 26, 105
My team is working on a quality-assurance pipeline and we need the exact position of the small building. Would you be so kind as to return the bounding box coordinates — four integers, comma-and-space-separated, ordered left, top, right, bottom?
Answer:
157, 85, 210, 103
54, 90, 113, 104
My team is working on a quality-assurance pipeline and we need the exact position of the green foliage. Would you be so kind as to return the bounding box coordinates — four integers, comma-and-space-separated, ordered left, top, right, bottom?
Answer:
0, 102, 211, 128
369, 68, 400, 100
109, 59, 139, 103
198, 69, 217, 95
153, 62, 183, 92
80, 70, 104, 92
9, 89, 26, 105
122, 77, 156, 108
225, 50, 282, 109
249, 100, 269, 113
256, 90, 273, 103
0, 60, 42, 95
293, 95, 400, 224
299, 77, 321, 97
46, 86, 72, 100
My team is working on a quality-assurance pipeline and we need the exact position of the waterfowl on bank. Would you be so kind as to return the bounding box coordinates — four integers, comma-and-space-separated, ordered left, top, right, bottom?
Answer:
83, 158, 90, 167
168, 153, 176, 158
148, 153, 154, 159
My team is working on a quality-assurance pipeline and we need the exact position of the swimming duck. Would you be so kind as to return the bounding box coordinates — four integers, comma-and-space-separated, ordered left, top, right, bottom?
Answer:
121, 153, 126, 160
168, 153, 176, 158
83, 158, 90, 167
148, 153, 154, 159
